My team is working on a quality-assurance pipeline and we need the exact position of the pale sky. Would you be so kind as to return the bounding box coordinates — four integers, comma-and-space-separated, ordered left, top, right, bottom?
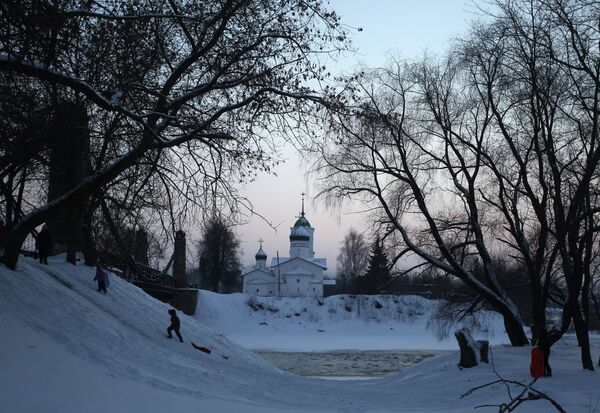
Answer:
238, 1, 477, 275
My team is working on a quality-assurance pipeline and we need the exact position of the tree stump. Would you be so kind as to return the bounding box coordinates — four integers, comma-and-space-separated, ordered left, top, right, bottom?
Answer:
477, 340, 489, 363
455, 328, 478, 368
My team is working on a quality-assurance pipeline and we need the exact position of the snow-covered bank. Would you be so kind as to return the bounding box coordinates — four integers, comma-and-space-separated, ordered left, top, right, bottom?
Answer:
195, 290, 508, 351
1, 256, 599, 413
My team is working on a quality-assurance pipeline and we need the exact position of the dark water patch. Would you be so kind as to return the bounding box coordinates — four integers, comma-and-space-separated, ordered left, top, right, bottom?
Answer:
255, 350, 440, 377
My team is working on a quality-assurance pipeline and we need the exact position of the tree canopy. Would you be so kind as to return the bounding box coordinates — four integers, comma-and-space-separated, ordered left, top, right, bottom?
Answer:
313, 0, 600, 365
0, 0, 349, 268
198, 215, 241, 293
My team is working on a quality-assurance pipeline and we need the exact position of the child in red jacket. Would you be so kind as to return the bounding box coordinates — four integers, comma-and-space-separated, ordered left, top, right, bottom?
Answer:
167, 309, 183, 342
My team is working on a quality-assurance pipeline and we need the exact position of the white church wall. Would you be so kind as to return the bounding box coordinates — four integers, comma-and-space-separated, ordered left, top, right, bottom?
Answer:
243, 272, 276, 297
282, 277, 322, 298
244, 283, 276, 296
282, 276, 309, 297
278, 258, 324, 298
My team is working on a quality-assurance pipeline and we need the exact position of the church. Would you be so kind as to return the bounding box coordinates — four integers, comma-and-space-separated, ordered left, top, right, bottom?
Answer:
242, 198, 332, 298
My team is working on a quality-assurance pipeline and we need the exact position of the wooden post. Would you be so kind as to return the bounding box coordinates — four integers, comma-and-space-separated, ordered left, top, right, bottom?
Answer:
477, 340, 489, 363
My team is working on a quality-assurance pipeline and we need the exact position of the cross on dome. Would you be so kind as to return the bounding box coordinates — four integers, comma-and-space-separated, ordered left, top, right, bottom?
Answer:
255, 238, 267, 260
293, 192, 311, 228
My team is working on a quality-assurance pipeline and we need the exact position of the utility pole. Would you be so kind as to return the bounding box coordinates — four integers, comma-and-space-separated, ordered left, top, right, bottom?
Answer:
276, 251, 281, 297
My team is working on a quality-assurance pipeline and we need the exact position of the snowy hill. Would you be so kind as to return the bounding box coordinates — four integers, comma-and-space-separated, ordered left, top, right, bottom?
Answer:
1, 256, 599, 413
196, 291, 508, 351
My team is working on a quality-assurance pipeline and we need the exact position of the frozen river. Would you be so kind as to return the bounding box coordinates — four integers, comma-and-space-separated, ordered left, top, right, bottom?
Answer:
255, 350, 442, 379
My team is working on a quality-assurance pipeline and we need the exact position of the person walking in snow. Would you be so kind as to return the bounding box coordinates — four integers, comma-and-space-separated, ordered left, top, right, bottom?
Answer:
167, 308, 183, 342
94, 263, 109, 294
36, 225, 52, 264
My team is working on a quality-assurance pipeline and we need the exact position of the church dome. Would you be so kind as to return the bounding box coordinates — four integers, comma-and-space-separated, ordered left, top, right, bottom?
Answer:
289, 226, 310, 241
293, 215, 311, 228
255, 246, 267, 260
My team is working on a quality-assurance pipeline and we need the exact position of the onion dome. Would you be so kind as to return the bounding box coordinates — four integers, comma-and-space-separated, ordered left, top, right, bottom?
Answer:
290, 226, 310, 241
293, 215, 311, 228
255, 246, 267, 260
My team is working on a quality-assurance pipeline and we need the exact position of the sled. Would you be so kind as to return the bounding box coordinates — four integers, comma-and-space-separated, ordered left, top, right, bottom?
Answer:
191, 342, 229, 359
191, 342, 211, 354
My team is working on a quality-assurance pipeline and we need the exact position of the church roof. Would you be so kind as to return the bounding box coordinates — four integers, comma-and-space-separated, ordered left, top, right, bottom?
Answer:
255, 246, 267, 260
270, 256, 327, 270
241, 267, 274, 278
293, 215, 311, 228
311, 258, 327, 268
284, 266, 314, 276
289, 226, 310, 241
246, 278, 276, 285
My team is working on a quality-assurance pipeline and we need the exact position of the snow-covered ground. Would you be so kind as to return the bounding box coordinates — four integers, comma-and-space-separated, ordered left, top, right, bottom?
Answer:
1, 256, 599, 412
195, 291, 508, 351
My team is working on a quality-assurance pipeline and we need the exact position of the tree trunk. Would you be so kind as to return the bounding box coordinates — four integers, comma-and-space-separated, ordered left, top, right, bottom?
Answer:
477, 340, 489, 363
66, 245, 76, 265
571, 302, 595, 371
529, 273, 544, 345
502, 312, 530, 346
2, 228, 28, 269
82, 213, 96, 267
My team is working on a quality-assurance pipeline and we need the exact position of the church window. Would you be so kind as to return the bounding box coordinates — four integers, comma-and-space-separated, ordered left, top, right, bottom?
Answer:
256, 289, 259, 293
297, 279, 300, 283
313, 287, 315, 291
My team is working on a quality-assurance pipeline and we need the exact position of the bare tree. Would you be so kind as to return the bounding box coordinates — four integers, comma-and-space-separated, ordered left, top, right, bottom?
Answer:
314, 0, 600, 366
459, 0, 600, 370
313, 60, 530, 345
0, 0, 349, 269
336, 228, 369, 291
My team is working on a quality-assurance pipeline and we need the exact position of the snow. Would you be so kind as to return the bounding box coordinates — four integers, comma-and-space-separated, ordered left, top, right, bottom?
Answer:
1, 255, 599, 412
196, 291, 506, 351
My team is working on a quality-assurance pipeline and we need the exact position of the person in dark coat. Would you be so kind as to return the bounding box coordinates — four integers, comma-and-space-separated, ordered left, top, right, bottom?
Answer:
167, 308, 183, 342
36, 225, 52, 264
94, 264, 108, 294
